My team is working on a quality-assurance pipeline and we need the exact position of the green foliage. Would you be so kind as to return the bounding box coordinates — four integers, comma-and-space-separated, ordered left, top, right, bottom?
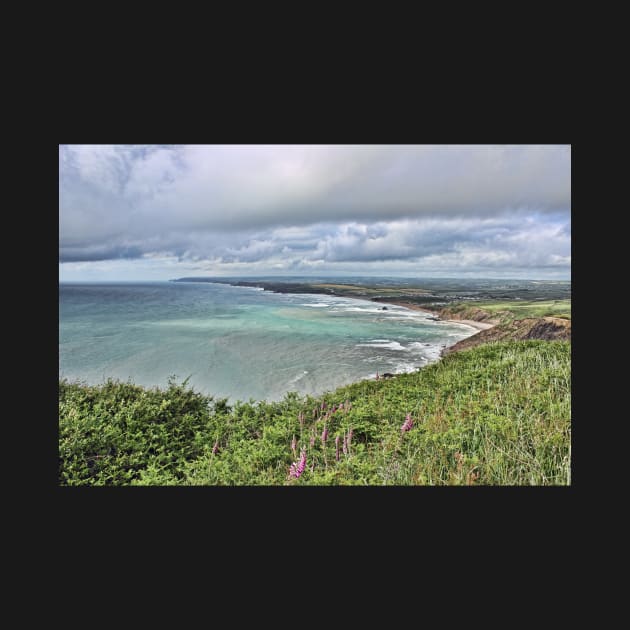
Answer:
449, 299, 571, 321
59, 341, 571, 486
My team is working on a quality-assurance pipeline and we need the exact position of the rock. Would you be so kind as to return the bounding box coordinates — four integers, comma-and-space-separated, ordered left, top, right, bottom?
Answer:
381, 373, 395, 379
382, 306, 388, 310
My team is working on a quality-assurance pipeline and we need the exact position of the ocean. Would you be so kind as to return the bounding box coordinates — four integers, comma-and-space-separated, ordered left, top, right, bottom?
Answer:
59, 281, 476, 402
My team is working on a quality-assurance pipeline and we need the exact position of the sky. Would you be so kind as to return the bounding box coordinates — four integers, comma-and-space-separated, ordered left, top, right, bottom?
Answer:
59, 144, 571, 281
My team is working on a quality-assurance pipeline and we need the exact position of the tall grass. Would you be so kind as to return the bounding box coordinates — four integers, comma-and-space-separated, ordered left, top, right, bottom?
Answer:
59, 341, 571, 486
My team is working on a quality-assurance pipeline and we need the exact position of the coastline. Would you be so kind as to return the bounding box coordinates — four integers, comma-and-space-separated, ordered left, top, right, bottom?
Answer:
372, 299, 495, 331
176, 278, 495, 336
62, 281, 491, 401
447, 319, 495, 331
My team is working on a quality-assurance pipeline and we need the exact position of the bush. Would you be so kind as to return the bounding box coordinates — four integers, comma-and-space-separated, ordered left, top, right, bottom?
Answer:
59, 341, 571, 486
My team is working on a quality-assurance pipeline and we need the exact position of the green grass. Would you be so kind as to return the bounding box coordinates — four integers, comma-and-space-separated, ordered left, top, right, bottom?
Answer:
475, 300, 571, 319
444, 299, 571, 322
59, 340, 571, 486
473, 299, 571, 320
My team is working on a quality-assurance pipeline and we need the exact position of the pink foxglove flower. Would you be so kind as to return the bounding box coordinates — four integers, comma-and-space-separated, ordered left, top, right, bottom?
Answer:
342, 435, 348, 456
335, 435, 340, 461
321, 425, 328, 443
289, 448, 307, 479
401, 413, 414, 433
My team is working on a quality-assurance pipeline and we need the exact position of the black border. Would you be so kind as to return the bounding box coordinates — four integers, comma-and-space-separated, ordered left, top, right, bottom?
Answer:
53, 91, 574, 552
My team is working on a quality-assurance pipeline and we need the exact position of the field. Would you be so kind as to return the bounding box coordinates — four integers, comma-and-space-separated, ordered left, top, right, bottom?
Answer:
312, 283, 431, 297
59, 340, 571, 486
463, 300, 570, 321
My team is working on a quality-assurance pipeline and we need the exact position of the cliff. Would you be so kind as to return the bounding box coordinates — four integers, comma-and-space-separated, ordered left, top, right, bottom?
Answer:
442, 316, 571, 355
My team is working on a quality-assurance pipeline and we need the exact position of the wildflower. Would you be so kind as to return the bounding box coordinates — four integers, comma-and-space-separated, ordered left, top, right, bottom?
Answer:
212, 440, 219, 455
342, 434, 348, 455
345, 428, 353, 455
321, 402, 327, 410
289, 448, 307, 479
321, 425, 328, 443
335, 435, 340, 461
401, 413, 414, 433
291, 434, 297, 457
376, 371, 380, 380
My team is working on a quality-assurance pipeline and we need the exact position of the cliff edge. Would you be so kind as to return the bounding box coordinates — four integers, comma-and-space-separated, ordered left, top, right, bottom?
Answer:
443, 316, 571, 355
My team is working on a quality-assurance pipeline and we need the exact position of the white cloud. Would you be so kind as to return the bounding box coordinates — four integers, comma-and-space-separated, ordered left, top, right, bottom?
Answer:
59, 144, 571, 278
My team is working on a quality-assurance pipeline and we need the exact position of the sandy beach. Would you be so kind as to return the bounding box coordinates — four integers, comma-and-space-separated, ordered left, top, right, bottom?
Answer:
376, 300, 496, 332
448, 318, 494, 331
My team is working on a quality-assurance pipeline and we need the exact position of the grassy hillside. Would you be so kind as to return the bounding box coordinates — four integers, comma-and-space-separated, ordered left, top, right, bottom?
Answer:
444, 317, 571, 355
59, 340, 571, 486
440, 300, 571, 323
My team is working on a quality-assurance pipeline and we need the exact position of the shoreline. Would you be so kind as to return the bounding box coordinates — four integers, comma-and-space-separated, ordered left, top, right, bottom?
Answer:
215, 280, 497, 335
447, 318, 495, 331
61, 281, 492, 400
179, 278, 494, 337
377, 300, 496, 331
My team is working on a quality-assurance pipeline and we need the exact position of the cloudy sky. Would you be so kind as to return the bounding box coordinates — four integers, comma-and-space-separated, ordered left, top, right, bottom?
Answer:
59, 144, 571, 281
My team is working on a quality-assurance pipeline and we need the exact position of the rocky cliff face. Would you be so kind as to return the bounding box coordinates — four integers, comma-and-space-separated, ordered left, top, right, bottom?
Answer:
443, 317, 571, 355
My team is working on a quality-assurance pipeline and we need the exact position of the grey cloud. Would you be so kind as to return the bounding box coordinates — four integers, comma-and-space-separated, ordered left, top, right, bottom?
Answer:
60, 243, 145, 262
152, 214, 569, 272
59, 145, 570, 275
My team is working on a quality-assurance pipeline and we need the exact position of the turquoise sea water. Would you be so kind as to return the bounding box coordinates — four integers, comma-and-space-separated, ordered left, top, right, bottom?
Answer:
59, 281, 476, 402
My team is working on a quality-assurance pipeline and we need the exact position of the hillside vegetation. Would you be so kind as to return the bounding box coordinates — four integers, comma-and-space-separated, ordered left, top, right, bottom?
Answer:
59, 341, 571, 486
444, 317, 571, 355
439, 299, 571, 323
